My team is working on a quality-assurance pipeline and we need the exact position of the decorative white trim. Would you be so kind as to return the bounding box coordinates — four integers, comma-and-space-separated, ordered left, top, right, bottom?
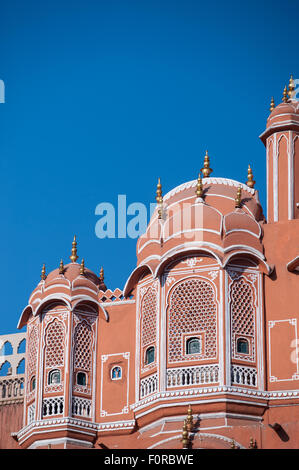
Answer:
28, 437, 94, 449
163, 178, 255, 202
148, 431, 245, 449
100, 352, 130, 417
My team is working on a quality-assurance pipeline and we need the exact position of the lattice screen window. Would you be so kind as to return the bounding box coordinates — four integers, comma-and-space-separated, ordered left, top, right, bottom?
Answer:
141, 286, 158, 370
72, 320, 93, 396
27, 326, 38, 397
45, 320, 64, 368
44, 320, 64, 392
74, 321, 92, 371
230, 277, 255, 362
168, 278, 217, 363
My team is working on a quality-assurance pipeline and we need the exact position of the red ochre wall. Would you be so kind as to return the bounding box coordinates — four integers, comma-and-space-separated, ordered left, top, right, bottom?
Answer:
0, 402, 23, 449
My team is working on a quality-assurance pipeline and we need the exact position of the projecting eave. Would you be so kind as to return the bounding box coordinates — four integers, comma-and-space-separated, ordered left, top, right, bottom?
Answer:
17, 305, 33, 330
123, 261, 157, 298
287, 256, 299, 273
259, 120, 299, 145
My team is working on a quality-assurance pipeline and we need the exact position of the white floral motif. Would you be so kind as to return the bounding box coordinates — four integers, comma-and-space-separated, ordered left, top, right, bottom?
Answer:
166, 276, 176, 286
247, 274, 258, 283
208, 271, 219, 281
182, 257, 201, 268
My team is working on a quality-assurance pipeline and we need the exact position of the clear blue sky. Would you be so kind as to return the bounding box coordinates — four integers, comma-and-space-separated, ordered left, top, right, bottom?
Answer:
0, 0, 298, 333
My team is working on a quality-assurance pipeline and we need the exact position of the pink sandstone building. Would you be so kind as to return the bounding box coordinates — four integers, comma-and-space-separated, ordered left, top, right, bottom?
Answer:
0, 77, 299, 449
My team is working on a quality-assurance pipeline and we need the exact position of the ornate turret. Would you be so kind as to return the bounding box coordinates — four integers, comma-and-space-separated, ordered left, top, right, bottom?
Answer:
260, 75, 299, 222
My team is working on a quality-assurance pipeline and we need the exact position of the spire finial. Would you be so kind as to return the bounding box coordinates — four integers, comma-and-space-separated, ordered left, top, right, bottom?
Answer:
231, 438, 237, 449
99, 266, 104, 282
201, 150, 213, 177
70, 235, 78, 263
186, 404, 194, 432
246, 164, 255, 189
156, 178, 163, 204
156, 178, 163, 219
181, 420, 189, 449
59, 259, 64, 275
270, 96, 275, 112
80, 259, 85, 275
235, 185, 242, 208
288, 74, 295, 99
41, 264, 46, 281
282, 85, 288, 103
195, 173, 203, 198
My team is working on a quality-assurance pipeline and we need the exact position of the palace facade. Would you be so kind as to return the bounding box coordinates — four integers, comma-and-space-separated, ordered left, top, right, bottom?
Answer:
1, 77, 299, 449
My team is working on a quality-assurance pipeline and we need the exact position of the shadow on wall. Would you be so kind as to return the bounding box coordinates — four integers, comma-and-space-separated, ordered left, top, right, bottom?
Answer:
269, 423, 290, 442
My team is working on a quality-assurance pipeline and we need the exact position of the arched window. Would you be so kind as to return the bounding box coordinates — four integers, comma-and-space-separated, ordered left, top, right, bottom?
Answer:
17, 339, 26, 354
145, 347, 155, 365
0, 361, 12, 377
0, 341, 13, 356
30, 376, 36, 391
48, 369, 61, 385
77, 372, 87, 386
17, 358, 25, 374
111, 366, 122, 380
237, 338, 249, 354
186, 337, 201, 355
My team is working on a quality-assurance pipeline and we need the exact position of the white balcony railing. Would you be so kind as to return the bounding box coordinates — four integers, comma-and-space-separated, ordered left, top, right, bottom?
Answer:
140, 373, 158, 399
72, 397, 92, 418
167, 365, 219, 388
42, 396, 64, 417
231, 365, 257, 387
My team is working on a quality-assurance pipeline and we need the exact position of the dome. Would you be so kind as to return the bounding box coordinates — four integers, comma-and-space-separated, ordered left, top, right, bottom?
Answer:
267, 99, 299, 129
45, 262, 101, 288
136, 176, 265, 268
17, 238, 108, 328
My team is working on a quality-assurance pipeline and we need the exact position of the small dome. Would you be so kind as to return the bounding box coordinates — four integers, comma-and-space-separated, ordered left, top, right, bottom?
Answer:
267, 99, 299, 128
224, 210, 261, 238
45, 262, 101, 287
136, 177, 264, 266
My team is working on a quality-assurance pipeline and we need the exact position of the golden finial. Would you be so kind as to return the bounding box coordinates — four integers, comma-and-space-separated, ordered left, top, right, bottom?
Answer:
195, 173, 203, 198
186, 404, 194, 432
99, 266, 104, 282
270, 96, 275, 112
246, 164, 256, 188
282, 85, 288, 103
59, 259, 64, 274
41, 264, 46, 281
288, 74, 295, 99
181, 420, 189, 449
70, 235, 78, 263
156, 178, 163, 204
80, 259, 85, 275
231, 438, 237, 449
156, 178, 163, 219
201, 150, 213, 178
235, 185, 242, 208
249, 437, 255, 449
